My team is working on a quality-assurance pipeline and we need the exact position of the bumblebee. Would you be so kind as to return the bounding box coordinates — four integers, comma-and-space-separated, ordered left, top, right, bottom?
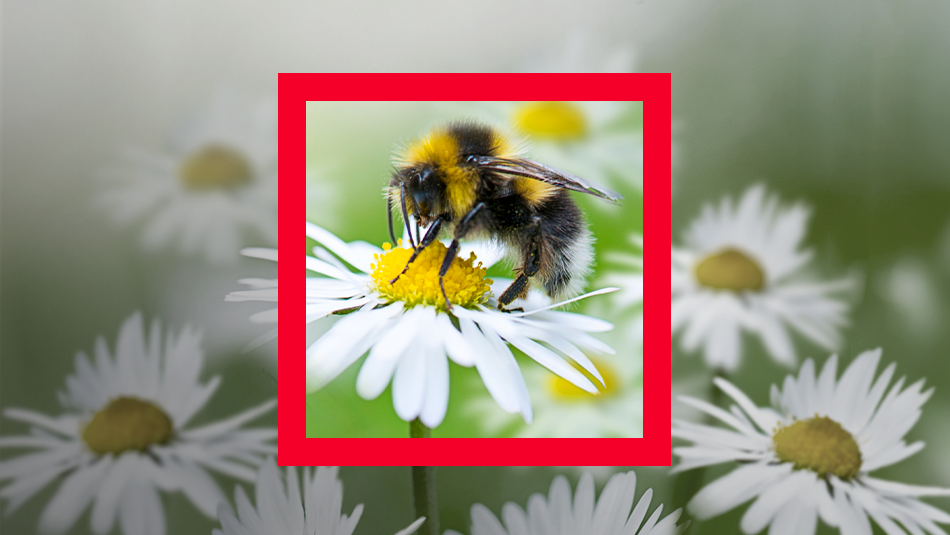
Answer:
387, 121, 621, 311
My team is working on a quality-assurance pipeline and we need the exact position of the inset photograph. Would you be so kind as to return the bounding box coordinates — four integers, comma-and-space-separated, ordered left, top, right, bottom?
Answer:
304, 100, 644, 439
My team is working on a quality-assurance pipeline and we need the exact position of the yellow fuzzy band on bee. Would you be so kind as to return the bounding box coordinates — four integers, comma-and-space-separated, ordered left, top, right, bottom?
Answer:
513, 176, 557, 205
489, 128, 523, 159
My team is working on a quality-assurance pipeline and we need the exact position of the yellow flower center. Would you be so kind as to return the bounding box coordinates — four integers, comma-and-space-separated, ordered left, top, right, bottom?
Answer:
513, 102, 588, 141
370, 241, 492, 311
82, 397, 174, 455
547, 357, 620, 400
179, 144, 253, 190
695, 248, 765, 291
773, 416, 862, 480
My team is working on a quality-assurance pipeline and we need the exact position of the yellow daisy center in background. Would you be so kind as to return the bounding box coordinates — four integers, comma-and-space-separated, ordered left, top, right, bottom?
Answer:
82, 397, 174, 455
695, 247, 765, 291
548, 357, 620, 400
179, 144, 253, 190
371, 241, 492, 311
513, 101, 588, 141
773, 416, 862, 480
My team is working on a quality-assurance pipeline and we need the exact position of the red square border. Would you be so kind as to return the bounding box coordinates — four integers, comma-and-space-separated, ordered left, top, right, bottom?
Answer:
280, 73, 671, 466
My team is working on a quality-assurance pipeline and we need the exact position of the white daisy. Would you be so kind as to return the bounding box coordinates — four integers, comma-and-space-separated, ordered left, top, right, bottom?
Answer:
467, 323, 642, 438
305, 222, 616, 429
671, 184, 854, 371
0, 312, 277, 535
672, 349, 950, 535
445, 470, 688, 535
447, 100, 642, 193
226, 247, 278, 349
214, 458, 424, 535
98, 87, 278, 264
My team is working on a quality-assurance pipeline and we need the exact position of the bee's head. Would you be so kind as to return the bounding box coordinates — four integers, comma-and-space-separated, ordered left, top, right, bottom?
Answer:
397, 165, 446, 222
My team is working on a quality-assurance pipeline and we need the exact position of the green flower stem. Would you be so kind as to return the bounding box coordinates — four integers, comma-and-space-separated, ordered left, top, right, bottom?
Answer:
671, 371, 728, 534
410, 418, 431, 438
410, 419, 439, 535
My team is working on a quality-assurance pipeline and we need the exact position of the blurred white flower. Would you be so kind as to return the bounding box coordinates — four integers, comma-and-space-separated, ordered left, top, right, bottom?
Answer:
451, 101, 643, 193
226, 247, 278, 349
0, 312, 276, 535
98, 88, 278, 264
445, 471, 687, 535
469, 340, 641, 438
671, 184, 854, 371
305, 222, 616, 429
876, 256, 944, 342
672, 349, 950, 535
213, 458, 423, 535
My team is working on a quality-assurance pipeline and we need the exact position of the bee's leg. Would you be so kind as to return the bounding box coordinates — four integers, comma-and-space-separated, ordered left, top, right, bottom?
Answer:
390, 217, 443, 285
399, 183, 416, 250
439, 202, 486, 311
498, 218, 542, 312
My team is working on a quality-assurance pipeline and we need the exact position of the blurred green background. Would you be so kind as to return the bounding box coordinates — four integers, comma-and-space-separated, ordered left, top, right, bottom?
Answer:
4, 0, 950, 534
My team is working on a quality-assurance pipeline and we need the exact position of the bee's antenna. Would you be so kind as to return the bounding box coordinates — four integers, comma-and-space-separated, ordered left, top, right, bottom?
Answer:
387, 190, 398, 245
400, 184, 417, 250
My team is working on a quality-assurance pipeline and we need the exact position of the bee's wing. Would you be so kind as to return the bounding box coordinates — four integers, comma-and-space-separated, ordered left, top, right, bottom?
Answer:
474, 156, 623, 202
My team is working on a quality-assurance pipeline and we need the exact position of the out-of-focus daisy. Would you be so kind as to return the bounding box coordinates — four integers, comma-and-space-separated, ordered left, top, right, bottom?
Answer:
671, 184, 854, 371
448, 100, 642, 193
226, 247, 278, 349
0, 312, 276, 535
98, 88, 278, 264
876, 256, 944, 343
305, 222, 616, 429
214, 458, 423, 535
445, 470, 687, 535
672, 349, 950, 535
468, 326, 641, 437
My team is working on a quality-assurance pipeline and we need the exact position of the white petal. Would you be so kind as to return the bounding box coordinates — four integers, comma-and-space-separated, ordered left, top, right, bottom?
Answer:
91, 454, 137, 534
739, 470, 814, 534
39, 456, 112, 535
307, 303, 401, 392
392, 331, 428, 422
395, 517, 427, 535
357, 306, 426, 400
305, 222, 376, 273
420, 331, 450, 428
688, 463, 792, 520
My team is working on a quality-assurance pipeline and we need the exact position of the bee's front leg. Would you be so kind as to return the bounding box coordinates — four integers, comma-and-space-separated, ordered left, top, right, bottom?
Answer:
390, 217, 443, 285
438, 202, 486, 312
